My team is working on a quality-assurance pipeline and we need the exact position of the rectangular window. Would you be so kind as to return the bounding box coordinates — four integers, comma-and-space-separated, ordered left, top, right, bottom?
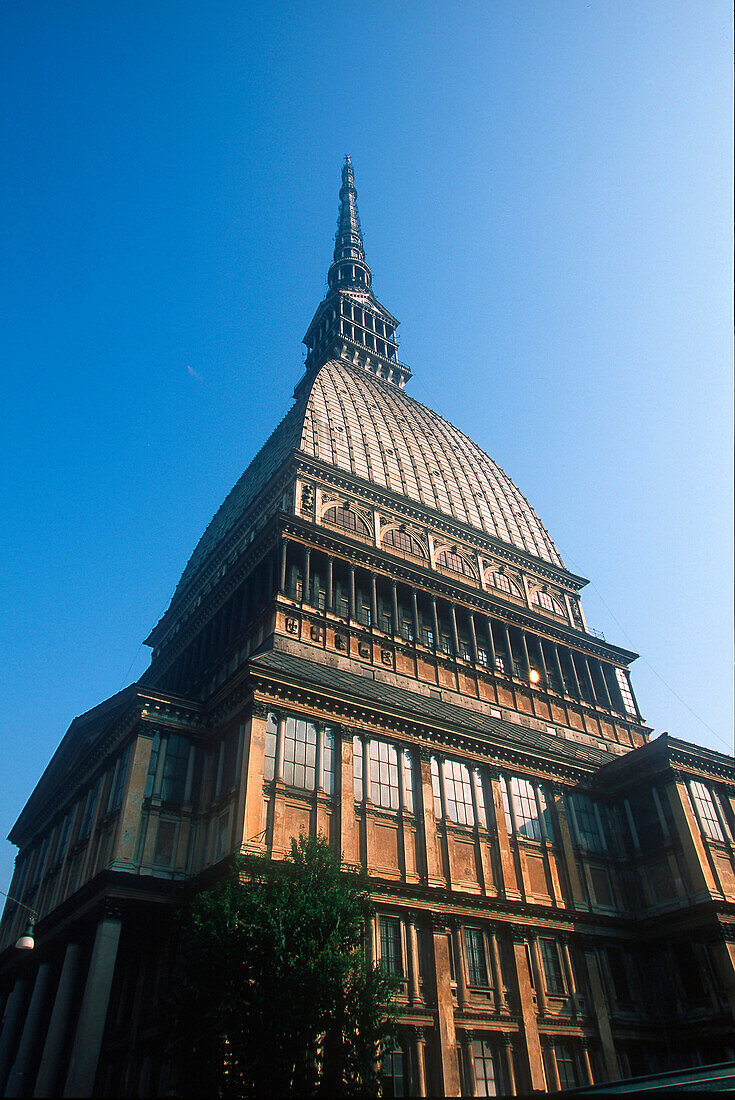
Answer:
464, 928, 488, 987
510, 776, 541, 840
443, 760, 475, 826
431, 757, 443, 820
109, 745, 131, 811
474, 770, 487, 828
264, 713, 278, 781
615, 667, 638, 717
554, 1043, 577, 1090
689, 781, 726, 842
472, 1038, 498, 1097
369, 740, 399, 810
571, 793, 604, 852
283, 717, 317, 790
322, 728, 335, 795
539, 938, 565, 995
402, 749, 414, 813
144, 732, 161, 798
379, 916, 403, 976
422, 628, 435, 649
161, 735, 190, 805
80, 777, 101, 840
380, 1046, 405, 1098
353, 735, 363, 800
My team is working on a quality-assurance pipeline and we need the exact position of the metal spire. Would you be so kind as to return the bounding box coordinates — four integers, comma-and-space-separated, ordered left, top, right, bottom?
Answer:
328, 155, 371, 291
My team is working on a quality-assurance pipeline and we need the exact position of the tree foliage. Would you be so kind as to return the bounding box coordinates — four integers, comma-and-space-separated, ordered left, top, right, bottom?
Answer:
167, 834, 398, 1097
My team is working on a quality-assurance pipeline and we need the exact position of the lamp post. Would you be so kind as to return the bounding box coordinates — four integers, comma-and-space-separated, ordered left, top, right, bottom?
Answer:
0, 888, 38, 950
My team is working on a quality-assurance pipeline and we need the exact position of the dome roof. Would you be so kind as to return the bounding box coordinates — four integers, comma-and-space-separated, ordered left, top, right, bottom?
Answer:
174, 359, 562, 600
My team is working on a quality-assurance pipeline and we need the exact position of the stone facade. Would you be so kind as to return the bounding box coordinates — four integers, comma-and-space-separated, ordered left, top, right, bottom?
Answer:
0, 159, 733, 1097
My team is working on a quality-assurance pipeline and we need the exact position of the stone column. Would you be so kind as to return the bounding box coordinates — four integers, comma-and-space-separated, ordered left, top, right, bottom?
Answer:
551, 642, 566, 694
665, 779, 720, 899
451, 924, 468, 1008
431, 597, 440, 649
418, 751, 443, 885
407, 915, 421, 1004
279, 538, 288, 593
567, 649, 583, 699
391, 581, 400, 635
449, 604, 460, 656
581, 1044, 595, 1085
582, 942, 619, 1082
33, 942, 82, 1098
109, 733, 155, 870
468, 612, 479, 665
502, 1036, 517, 1095
339, 728, 359, 869
326, 557, 334, 612
459, 1030, 476, 1096
581, 655, 598, 704
348, 564, 356, 620
488, 772, 520, 898
303, 547, 311, 604
520, 631, 532, 679
559, 936, 579, 1016
239, 709, 267, 852
0, 976, 30, 1094
549, 784, 588, 909
543, 1037, 560, 1091
63, 915, 123, 1097
431, 919, 461, 1096
510, 929, 545, 1092
6, 962, 55, 1097
370, 575, 378, 628
411, 589, 420, 644
485, 618, 496, 669
488, 928, 506, 1010
528, 936, 547, 1017
413, 1029, 428, 1097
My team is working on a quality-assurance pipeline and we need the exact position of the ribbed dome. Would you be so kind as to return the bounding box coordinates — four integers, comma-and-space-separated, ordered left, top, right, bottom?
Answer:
302, 361, 562, 566
174, 360, 562, 600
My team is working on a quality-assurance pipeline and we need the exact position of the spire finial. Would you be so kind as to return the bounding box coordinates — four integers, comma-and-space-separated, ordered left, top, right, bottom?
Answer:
330, 156, 368, 287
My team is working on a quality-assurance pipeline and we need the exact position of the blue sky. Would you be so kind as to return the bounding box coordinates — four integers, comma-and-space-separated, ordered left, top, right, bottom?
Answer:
0, 1, 732, 892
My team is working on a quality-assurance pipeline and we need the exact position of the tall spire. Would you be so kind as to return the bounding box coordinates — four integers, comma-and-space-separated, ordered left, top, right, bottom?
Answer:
328, 155, 371, 291
301, 158, 411, 389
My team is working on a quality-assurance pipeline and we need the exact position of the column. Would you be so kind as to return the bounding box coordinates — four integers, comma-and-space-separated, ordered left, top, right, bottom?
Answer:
316, 724, 325, 792
303, 547, 311, 604
520, 631, 532, 679
582, 942, 619, 1082
6, 962, 55, 1097
510, 930, 545, 1091
488, 772, 520, 898
543, 1037, 561, 1091
596, 660, 613, 708
529, 937, 547, 1017
370, 575, 378, 628
391, 581, 400, 635
339, 728, 359, 869
536, 638, 550, 687
413, 1029, 428, 1097
580, 1045, 595, 1085
279, 539, 288, 593
33, 943, 82, 1098
411, 589, 420, 644
275, 715, 286, 781
502, 1036, 517, 1095
488, 928, 506, 1010
239, 710, 267, 852
407, 915, 421, 1004
449, 604, 459, 655
665, 779, 720, 899
0, 976, 30, 1094
581, 655, 599, 704
468, 612, 479, 665
459, 1031, 476, 1097
63, 914, 123, 1097
451, 924, 468, 1008
502, 624, 515, 677
431, 597, 440, 649
348, 564, 356, 620
567, 649, 583, 699
326, 556, 334, 612
109, 734, 155, 870
549, 784, 588, 909
418, 750, 442, 885
431, 919, 461, 1096
485, 618, 497, 669
559, 936, 579, 1016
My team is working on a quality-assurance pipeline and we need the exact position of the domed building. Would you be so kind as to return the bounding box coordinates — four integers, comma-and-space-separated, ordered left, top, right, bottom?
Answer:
0, 159, 733, 1097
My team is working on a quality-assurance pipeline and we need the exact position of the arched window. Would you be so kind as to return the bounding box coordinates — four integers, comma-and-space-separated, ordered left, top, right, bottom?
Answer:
532, 589, 565, 615
437, 549, 475, 579
382, 527, 427, 559
487, 571, 522, 598
323, 505, 371, 537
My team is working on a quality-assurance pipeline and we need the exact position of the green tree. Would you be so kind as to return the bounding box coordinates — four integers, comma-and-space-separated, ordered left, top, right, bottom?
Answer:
167, 834, 398, 1098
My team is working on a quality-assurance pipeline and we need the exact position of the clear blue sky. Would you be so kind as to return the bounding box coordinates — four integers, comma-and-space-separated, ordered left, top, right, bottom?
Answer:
1, 1, 732, 893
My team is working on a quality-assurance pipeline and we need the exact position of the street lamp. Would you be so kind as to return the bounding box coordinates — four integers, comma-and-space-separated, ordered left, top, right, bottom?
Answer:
0, 888, 38, 950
